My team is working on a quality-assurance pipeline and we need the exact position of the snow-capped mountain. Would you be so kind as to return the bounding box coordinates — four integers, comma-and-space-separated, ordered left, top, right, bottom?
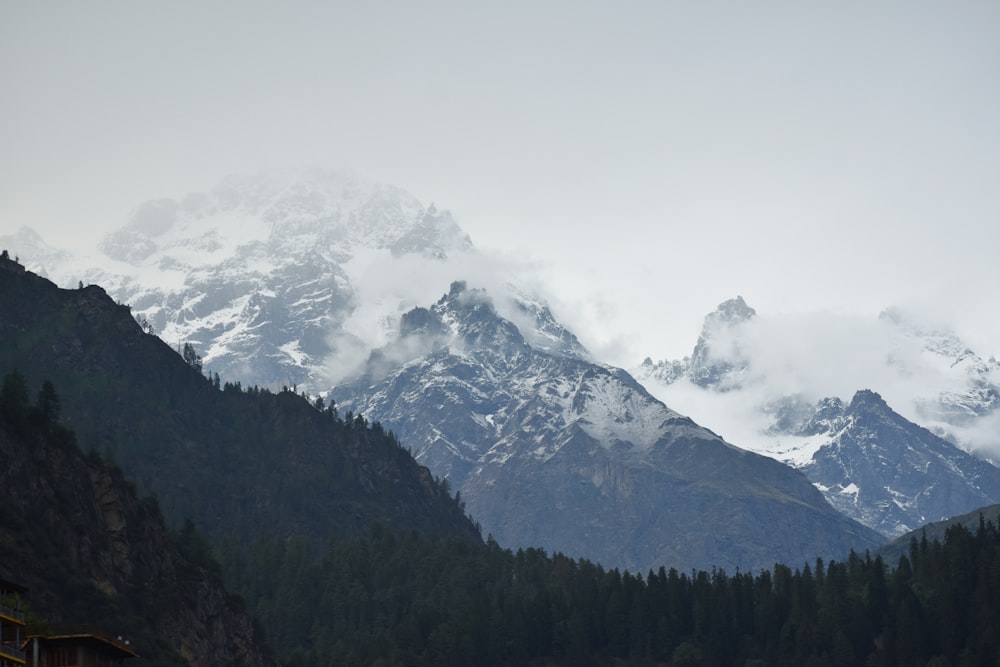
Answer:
0, 227, 71, 280
878, 307, 1000, 430
634, 298, 1000, 537
1, 169, 472, 391
640, 296, 756, 389
330, 281, 883, 573
636, 298, 1000, 448
2, 177, 886, 571
800, 390, 1000, 537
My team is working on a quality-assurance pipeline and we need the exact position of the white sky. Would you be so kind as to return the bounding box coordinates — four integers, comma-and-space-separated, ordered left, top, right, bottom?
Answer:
2, 1, 999, 367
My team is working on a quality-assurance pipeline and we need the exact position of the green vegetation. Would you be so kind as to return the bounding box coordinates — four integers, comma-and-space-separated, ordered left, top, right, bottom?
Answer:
4, 270, 1000, 666
0, 372, 190, 666
5, 377, 1000, 666
223, 517, 1000, 666
0, 269, 476, 549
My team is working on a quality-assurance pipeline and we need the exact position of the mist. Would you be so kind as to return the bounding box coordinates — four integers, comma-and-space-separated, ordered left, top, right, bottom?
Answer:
321, 246, 548, 385
640, 306, 1000, 459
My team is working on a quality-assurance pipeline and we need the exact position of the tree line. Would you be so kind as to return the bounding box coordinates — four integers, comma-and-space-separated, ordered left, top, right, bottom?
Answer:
5, 371, 999, 666
219, 515, 1000, 666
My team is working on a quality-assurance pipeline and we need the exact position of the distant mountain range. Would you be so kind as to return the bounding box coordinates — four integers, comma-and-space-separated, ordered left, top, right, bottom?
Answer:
1, 171, 885, 574
330, 280, 883, 572
635, 296, 1000, 435
634, 297, 1000, 537
1, 169, 472, 393
5, 168, 995, 567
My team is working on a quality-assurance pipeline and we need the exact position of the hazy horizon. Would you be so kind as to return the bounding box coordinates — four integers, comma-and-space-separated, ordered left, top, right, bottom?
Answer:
3, 1, 998, 368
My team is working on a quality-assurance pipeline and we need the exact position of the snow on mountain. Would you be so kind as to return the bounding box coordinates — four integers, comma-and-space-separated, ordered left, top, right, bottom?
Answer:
0, 227, 73, 281
635, 297, 1000, 454
878, 307, 1000, 432
803, 390, 1000, 537
634, 297, 1000, 537
4, 174, 892, 570
639, 295, 756, 389
331, 281, 883, 573
3, 169, 473, 392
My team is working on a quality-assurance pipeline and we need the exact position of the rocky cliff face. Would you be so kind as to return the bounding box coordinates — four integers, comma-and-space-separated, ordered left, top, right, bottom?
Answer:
638, 296, 756, 390
801, 390, 1000, 537
0, 417, 277, 667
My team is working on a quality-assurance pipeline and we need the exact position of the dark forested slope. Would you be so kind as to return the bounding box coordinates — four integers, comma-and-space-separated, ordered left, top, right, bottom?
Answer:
218, 510, 1000, 666
0, 371, 277, 667
0, 254, 479, 549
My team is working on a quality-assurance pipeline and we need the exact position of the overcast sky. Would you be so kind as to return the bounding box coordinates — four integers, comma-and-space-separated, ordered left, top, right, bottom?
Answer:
2, 1, 998, 366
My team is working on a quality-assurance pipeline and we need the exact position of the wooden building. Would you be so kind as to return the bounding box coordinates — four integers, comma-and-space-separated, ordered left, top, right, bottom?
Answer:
25, 634, 137, 667
2, 578, 137, 667
0, 579, 27, 667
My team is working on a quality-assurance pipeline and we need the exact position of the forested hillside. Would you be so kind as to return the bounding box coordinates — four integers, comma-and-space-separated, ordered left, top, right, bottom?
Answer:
220, 512, 1000, 666
5, 254, 999, 666
0, 371, 276, 666
0, 256, 479, 548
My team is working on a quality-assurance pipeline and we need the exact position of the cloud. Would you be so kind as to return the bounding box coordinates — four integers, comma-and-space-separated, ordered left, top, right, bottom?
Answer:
722, 311, 905, 402
640, 305, 1000, 458
952, 410, 1000, 462
321, 246, 545, 385
652, 379, 777, 452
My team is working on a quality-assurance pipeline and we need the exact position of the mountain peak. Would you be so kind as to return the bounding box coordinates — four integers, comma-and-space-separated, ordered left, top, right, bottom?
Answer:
848, 389, 888, 411
806, 388, 1000, 537
631, 297, 757, 389
36, 169, 482, 393
709, 295, 757, 324
686, 296, 756, 389
98, 168, 473, 266
331, 283, 884, 573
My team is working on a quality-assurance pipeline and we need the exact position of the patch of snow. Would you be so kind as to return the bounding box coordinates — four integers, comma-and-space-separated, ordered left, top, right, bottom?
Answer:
573, 371, 678, 452
279, 341, 308, 366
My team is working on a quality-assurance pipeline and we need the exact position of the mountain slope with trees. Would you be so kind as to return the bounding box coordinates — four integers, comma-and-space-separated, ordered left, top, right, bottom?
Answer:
0, 254, 479, 551
6, 252, 1000, 665
0, 370, 276, 667
220, 508, 1000, 666
331, 282, 883, 574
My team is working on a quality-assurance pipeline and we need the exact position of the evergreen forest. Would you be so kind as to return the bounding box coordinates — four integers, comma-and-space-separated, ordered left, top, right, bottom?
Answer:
222, 518, 1000, 666
5, 369, 1000, 666
5, 362, 1000, 667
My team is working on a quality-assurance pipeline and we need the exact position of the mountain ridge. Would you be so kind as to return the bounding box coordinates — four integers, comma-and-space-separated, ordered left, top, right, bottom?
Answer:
0, 254, 480, 550
0, 370, 277, 667
803, 389, 1000, 536
634, 297, 1000, 538
332, 281, 883, 573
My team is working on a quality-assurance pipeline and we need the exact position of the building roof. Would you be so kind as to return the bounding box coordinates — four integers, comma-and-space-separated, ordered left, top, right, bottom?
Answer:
25, 634, 138, 659
0, 578, 27, 594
